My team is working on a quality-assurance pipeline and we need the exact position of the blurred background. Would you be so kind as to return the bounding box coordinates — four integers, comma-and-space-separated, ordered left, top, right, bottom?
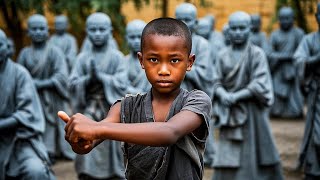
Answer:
0, 0, 318, 57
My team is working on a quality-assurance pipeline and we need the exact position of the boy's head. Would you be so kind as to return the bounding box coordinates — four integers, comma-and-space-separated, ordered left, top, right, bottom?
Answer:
55, 15, 68, 35
0, 29, 8, 63
250, 14, 261, 32
86, 12, 111, 47
27, 14, 49, 43
175, 3, 197, 32
126, 19, 146, 54
228, 11, 251, 46
138, 18, 194, 94
278, 7, 294, 31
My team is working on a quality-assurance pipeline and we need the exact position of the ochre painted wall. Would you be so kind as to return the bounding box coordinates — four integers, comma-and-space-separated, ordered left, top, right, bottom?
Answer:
121, 0, 318, 34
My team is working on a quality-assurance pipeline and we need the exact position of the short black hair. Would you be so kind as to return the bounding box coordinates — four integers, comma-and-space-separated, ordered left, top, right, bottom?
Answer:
141, 18, 192, 54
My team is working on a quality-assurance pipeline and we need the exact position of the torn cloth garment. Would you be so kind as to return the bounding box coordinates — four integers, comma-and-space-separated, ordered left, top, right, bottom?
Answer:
119, 89, 211, 180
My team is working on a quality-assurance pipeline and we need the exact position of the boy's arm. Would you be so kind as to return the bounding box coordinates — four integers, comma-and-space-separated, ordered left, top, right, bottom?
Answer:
59, 102, 203, 147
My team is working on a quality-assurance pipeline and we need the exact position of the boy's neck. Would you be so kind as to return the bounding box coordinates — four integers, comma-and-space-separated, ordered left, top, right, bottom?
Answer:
151, 88, 181, 103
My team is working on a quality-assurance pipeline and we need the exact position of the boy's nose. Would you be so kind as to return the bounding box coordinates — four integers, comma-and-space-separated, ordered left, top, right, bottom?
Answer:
158, 64, 170, 76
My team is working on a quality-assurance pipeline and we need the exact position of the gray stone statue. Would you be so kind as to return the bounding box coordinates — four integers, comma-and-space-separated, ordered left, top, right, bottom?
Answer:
49, 15, 78, 73
249, 14, 268, 50
0, 29, 55, 180
175, 3, 215, 168
17, 14, 75, 163
294, 3, 320, 179
69, 12, 126, 180
222, 23, 231, 46
80, 26, 119, 52
211, 11, 283, 180
7, 37, 15, 59
267, 7, 305, 118
124, 19, 150, 94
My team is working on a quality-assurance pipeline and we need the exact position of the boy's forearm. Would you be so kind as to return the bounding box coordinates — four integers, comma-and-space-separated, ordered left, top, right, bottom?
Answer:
96, 121, 180, 146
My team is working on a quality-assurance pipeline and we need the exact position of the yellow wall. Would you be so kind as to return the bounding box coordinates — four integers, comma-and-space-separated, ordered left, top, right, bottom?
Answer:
122, 0, 318, 33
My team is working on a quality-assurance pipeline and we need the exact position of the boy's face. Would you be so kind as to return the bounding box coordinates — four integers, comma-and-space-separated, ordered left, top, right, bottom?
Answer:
138, 34, 194, 94
86, 22, 110, 47
28, 21, 49, 43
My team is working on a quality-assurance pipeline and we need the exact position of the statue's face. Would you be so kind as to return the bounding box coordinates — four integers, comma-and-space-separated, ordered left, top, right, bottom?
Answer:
28, 21, 49, 43
279, 9, 294, 31
55, 19, 68, 34
86, 22, 110, 47
250, 17, 261, 32
176, 11, 197, 31
126, 24, 144, 53
196, 19, 211, 39
229, 19, 250, 45
0, 37, 8, 62
7, 39, 14, 57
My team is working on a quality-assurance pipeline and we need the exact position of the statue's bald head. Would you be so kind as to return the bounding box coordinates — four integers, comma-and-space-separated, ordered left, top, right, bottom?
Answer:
86, 12, 111, 27
228, 11, 251, 45
0, 29, 8, 62
0, 29, 6, 40
279, 7, 294, 18
278, 7, 294, 31
229, 11, 251, 25
28, 14, 48, 28
126, 19, 146, 33
175, 3, 197, 18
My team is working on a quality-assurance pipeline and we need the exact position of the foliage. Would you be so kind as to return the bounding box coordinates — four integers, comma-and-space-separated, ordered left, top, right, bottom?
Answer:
268, 0, 318, 33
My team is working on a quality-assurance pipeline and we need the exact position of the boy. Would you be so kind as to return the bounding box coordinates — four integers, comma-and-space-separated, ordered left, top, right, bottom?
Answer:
59, 18, 211, 180
211, 11, 283, 180
0, 29, 55, 180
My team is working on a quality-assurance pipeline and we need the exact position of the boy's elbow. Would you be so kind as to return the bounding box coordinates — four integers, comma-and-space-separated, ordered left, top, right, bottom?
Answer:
162, 127, 181, 146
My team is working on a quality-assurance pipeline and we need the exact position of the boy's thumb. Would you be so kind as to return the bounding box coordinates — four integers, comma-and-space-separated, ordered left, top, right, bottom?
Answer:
57, 111, 70, 123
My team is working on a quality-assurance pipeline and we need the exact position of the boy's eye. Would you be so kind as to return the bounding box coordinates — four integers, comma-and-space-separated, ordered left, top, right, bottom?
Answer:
171, 59, 180, 63
148, 58, 158, 63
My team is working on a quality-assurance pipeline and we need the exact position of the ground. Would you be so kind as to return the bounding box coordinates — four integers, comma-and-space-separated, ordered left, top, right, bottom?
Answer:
52, 118, 306, 180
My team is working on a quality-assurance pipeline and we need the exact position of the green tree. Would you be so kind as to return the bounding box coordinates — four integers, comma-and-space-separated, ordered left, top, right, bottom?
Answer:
268, 0, 318, 33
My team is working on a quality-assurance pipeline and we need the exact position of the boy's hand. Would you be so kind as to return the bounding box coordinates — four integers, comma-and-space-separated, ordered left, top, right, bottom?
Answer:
57, 111, 96, 154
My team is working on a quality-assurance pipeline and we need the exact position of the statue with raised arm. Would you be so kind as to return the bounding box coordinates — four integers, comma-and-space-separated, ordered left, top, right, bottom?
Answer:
294, 3, 320, 179
268, 7, 305, 118
0, 29, 55, 180
212, 11, 283, 180
49, 15, 78, 73
124, 19, 150, 94
69, 12, 126, 180
17, 14, 75, 163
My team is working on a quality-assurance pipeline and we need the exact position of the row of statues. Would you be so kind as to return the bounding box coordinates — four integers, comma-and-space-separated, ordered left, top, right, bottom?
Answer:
1, 2, 320, 180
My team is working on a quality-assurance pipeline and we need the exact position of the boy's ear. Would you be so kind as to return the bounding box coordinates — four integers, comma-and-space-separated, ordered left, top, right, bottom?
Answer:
187, 54, 195, 71
137, 52, 145, 69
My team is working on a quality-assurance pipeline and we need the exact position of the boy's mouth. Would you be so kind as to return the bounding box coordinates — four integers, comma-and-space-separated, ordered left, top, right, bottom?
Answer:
156, 80, 173, 87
